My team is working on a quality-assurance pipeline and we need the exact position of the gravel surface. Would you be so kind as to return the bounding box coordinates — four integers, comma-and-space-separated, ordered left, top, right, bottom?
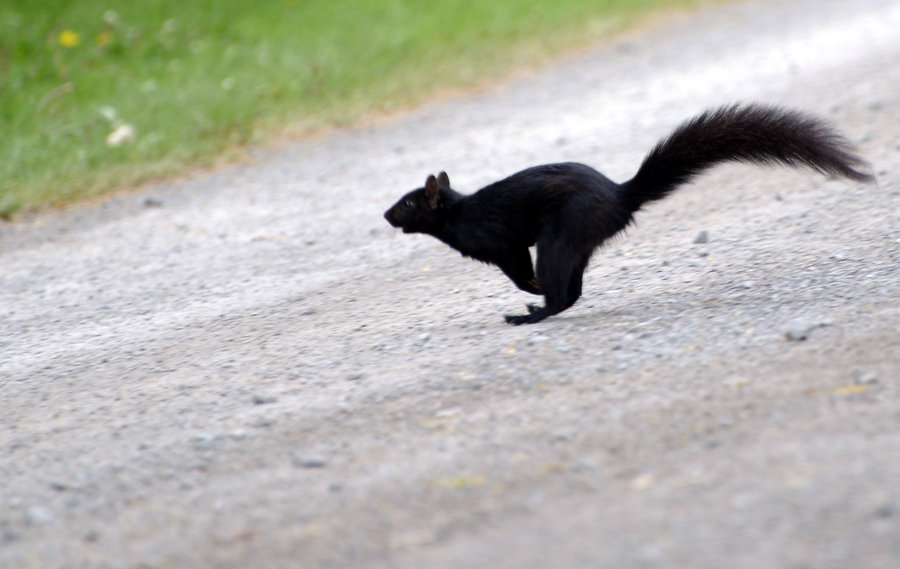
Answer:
2, 0, 900, 567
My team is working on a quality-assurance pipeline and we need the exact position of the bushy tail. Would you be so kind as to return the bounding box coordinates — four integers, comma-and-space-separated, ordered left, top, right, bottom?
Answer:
619, 103, 873, 212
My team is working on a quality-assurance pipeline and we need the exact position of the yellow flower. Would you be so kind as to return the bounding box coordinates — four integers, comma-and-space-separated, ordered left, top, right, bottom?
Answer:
96, 30, 113, 48
58, 30, 81, 48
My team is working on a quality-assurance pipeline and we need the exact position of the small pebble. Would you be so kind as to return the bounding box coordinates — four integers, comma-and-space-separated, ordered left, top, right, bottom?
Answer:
783, 319, 814, 341
191, 432, 224, 450
783, 316, 833, 342
293, 456, 327, 469
693, 230, 709, 244
25, 505, 55, 526
252, 394, 278, 405
250, 415, 275, 428
435, 407, 461, 419
874, 505, 894, 518
854, 370, 879, 385
528, 334, 551, 345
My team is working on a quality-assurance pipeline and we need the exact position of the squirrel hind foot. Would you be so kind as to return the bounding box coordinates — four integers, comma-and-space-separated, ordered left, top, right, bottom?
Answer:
505, 306, 549, 325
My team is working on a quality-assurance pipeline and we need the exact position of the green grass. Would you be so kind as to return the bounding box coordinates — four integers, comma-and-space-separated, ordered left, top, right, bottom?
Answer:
1, 0, 711, 217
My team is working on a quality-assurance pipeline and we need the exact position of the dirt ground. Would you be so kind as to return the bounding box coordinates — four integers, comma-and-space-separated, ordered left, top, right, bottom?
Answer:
2, 0, 899, 567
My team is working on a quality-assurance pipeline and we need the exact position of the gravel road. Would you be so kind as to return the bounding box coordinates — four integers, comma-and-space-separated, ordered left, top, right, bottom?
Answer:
2, 0, 899, 567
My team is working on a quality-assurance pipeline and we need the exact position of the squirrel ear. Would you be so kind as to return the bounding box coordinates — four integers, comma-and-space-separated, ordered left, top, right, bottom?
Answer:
437, 171, 450, 188
425, 175, 440, 208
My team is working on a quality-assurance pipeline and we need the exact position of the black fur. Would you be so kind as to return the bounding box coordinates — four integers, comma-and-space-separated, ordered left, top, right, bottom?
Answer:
384, 104, 873, 325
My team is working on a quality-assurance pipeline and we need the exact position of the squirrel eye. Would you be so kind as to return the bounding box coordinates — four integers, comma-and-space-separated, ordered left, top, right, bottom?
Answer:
403, 200, 414, 207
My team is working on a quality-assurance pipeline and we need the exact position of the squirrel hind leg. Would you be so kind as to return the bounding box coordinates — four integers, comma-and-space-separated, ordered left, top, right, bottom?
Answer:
504, 250, 590, 325
504, 274, 570, 325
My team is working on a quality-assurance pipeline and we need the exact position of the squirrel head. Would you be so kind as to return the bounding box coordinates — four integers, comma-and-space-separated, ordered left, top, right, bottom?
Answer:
384, 172, 452, 234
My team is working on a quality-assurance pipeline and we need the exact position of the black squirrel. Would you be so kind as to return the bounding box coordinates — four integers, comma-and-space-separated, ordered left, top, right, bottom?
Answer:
384, 104, 873, 325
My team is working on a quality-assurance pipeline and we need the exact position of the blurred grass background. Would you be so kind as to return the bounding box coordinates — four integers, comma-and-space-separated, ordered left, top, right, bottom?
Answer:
0, 0, 711, 217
